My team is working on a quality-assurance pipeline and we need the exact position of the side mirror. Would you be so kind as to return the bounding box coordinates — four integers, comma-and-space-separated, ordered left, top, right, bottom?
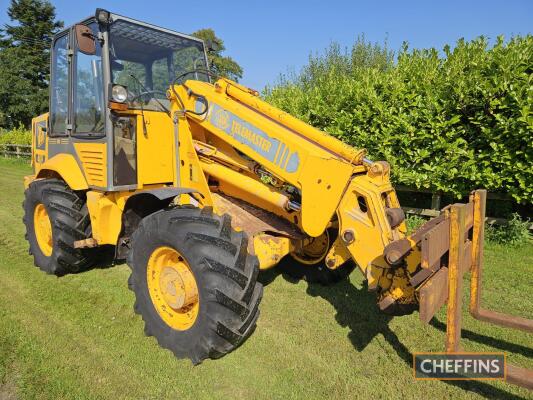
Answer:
75, 24, 96, 55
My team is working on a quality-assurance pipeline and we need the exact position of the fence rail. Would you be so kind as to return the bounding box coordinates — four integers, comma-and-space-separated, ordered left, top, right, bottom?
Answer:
0, 143, 31, 158
0, 143, 530, 229
396, 186, 533, 231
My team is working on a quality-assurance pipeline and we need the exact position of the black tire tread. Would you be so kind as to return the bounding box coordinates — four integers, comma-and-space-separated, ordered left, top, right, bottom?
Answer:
127, 207, 263, 364
203, 257, 248, 288
22, 178, 94, 276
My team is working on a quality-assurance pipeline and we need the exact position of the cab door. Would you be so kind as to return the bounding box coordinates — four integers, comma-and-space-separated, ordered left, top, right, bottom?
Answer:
71, 22, 109, 189
37, 31, 70, 171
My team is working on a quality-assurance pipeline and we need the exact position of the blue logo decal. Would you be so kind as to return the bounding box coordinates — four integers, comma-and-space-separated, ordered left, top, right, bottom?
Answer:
203, 102, 300, 173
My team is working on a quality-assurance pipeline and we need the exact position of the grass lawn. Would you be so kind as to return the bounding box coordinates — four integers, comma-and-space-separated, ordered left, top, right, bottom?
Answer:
0, 157, 531, 399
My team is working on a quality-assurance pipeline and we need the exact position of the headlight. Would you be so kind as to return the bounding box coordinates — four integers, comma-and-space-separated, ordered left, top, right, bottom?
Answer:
112, 85, 128, 103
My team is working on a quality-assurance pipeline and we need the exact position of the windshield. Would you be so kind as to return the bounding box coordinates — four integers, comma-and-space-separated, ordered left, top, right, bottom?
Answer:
109, 19, 209, 111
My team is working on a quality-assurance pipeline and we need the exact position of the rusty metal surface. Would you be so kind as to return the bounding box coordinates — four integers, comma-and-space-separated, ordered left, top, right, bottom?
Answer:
409, 262, 440, 286
421, 219, 450, 269
462, 240, 472, 275
384, 213, 448, 266
415, 189, 533, 390
419, 267, 448, 323
378, 294, 396, 311
213, 193, 304, 239
506, 364, 533, 390
410, 268, 433, 287
385, 207, 405, 229
445, 203, 468, 352
469, 190, 486, 313
411, 213, 446, 243
468, 189, 533, 331
383, 238, 411, 265
473, 308, 533, 333
464, 201, 474, 230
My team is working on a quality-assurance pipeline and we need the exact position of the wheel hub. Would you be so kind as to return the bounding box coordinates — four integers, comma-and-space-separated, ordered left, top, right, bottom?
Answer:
147, 247, 199, 330
291, 230, 330, 265
33, 203, 52, 256
159, 265, 198, 310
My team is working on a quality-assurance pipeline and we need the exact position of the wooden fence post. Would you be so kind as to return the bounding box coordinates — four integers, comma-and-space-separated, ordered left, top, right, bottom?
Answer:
431, 192, 441, 210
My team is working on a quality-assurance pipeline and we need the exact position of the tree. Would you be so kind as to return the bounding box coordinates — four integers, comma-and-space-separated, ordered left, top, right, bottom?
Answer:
0, 0, 63, 128
192, 28, 243, 82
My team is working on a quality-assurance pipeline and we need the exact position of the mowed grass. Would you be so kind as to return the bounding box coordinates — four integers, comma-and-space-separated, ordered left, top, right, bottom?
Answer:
0, 157, 531, 400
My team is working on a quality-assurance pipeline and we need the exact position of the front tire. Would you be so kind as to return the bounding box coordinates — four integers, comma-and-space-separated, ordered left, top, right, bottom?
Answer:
23, 179, 93, 275
127, 206, 263, 364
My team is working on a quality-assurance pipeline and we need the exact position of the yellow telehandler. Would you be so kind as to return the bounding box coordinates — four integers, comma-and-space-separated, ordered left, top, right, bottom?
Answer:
23, 9, 532, 385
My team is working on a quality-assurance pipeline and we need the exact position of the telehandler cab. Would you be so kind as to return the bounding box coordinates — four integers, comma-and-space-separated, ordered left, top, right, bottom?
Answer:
23, 9, 532, 385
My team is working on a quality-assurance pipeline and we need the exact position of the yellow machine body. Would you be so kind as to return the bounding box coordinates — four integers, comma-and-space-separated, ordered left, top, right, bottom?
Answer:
25, 12, 443, 314
27, 74, 422, 310
25, 12, 532, 380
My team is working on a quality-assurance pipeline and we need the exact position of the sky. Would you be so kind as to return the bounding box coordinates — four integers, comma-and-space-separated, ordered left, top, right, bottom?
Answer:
0, 0, 531, 90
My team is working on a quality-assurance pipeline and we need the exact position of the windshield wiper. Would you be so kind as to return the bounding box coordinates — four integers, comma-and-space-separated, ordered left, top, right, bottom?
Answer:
128, 74, 171, 117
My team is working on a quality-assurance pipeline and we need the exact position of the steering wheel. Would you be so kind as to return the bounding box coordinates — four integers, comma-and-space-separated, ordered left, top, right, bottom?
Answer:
130, 90, 168, 104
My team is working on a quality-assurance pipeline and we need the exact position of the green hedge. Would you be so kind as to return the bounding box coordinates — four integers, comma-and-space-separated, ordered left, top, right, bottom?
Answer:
265, 35, 533, 204
0, 125, 32, 145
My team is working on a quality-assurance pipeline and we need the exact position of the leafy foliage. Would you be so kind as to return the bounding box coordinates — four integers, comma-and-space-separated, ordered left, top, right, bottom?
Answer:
0, 125, 31, 145
192, 28, 243, 81
265, 36, 533, 203
485, 213, 531, 246
405, 215, 426, 235
0, 0, 63, 129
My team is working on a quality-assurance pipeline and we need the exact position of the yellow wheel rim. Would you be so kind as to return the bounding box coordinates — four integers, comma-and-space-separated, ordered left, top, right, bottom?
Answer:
147, 246, 199, 330
291, 230, 330, 265
34, 203, 53, 257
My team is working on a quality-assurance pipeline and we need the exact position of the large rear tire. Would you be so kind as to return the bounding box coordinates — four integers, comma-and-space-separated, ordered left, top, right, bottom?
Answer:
127, 206, 263, 364
22, 179, 94, 276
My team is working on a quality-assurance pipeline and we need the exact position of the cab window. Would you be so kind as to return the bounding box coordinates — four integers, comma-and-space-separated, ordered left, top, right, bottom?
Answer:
50, 33, 69, 135
109, 19, 208, 112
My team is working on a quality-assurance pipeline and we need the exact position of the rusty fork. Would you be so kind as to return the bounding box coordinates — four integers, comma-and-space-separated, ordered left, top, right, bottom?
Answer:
464, 190, 533, 389
417, 190, 532, 390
